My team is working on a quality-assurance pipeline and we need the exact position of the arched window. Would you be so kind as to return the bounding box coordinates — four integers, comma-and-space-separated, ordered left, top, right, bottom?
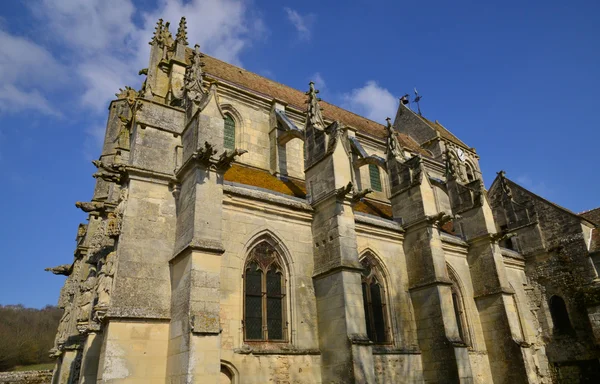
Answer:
224, 114, 236, 150
549, 295, 573, 334
243, 241, 286, 341
360, 254, 390, 343
369, 164, 382, 192
465, 162, 475, 182
448, 266, 471, 346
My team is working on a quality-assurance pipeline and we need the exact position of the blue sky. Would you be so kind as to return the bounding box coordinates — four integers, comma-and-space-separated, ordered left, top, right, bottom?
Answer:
1, 0, 598, 308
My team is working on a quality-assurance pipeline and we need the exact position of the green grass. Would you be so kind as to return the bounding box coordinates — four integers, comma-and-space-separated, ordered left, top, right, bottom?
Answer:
10, 363, 55, 371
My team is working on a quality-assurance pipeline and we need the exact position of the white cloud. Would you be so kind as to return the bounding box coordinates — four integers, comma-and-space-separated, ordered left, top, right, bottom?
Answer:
0, 29, 66, 116
515, 175, 552, 198
284, 7, 313, 40
0, 84, 62, 117
311, 72, 326, 91
13, 0, 266, 150
341, 81, 398, 123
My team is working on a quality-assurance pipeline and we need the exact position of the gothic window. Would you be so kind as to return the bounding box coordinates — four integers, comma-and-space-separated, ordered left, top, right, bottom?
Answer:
369, 164, 382, 192
360, 254, 390, 343
549, 295, 573, 334
224, 114, 236, 150
243, 241, 286, 341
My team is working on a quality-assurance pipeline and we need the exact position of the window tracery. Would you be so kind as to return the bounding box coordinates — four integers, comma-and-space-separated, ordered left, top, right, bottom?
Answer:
360, 254, 390, 343
243, 241, 287, 341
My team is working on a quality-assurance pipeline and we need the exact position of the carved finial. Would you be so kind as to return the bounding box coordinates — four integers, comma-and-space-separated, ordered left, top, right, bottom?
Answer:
176, 17, 188, 45
184, 44, 206, 104
306, 82, 326, 130
497, 170, 513, 200
150, 19, 164, 45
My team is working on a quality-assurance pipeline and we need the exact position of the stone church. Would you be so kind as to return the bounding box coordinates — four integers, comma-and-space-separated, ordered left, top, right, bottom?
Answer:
47, 17, 600, 383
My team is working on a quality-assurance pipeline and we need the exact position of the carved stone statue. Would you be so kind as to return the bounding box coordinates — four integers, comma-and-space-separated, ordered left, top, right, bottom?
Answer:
107, 188, 128, 237
306, 82, 326, 130
385, 117, 405, 161
96, 252, 116, 308
77, 267, 97, 324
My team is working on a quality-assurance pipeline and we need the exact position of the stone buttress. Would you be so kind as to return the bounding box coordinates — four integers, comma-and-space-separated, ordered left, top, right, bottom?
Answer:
385, 133, 475, 383
445, 159, 539, 383
304, 83, 376, 383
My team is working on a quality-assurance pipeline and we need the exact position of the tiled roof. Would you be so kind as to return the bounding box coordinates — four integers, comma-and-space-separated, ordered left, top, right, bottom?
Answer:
580, 207, 600, 226
198, 53, 430, 157
354, 200, 393, 220
224, 164, 306, 198
224, 164, 398, 221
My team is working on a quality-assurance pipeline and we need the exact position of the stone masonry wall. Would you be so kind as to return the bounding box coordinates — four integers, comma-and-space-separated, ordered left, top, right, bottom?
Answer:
0, 371, 52, 384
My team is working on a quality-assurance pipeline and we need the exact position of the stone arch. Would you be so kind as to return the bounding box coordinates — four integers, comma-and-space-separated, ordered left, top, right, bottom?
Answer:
220, 360, 239, 384
548, 295, 573, 334
239, 229, 296, 344
446, 263, 474, 347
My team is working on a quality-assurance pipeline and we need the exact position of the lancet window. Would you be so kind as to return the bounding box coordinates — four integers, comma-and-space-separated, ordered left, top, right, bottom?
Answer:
243, 241, 287, 341
549, 295, 573, 334
448, 266, 471, 346
224, 114, 236, 150
360, 254, 390, 343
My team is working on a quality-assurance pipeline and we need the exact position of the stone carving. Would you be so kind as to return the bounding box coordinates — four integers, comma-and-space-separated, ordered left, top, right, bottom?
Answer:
76, 267, 97, 328
53, 302, 72, 351
92, 160, 127, 184
75, 201, 106, 214
151, 19, 174, 60
95, 252, 116, 308
45, 264, 73, 276
115, 86, 137, 107
385, 117, 405, 161
336, 181, 354, 199
107, 188, 128, 237
87, 219, 108, 259
305, 82, 326, 130
77, 224, 87, 239
497, 170, 513, 200
352, 188, 373, 203
217, 148, 248, 170
184, 44, 206, 106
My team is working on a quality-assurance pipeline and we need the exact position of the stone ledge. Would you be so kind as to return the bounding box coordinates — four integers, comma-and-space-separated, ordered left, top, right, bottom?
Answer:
0, 370, 53, 384
234, 346, 320, 355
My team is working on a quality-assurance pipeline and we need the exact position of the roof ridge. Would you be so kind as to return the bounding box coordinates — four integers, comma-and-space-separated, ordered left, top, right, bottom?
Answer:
505, 177, 595, 225
578, 207, 600, 215
199, 51, 389, 130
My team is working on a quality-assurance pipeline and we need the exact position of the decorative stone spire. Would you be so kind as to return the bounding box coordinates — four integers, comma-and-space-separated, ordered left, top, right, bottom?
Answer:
497, 170, 513, 200
176, 17, 188, 45
305, 82, 326, 130
150, 19, 164, 45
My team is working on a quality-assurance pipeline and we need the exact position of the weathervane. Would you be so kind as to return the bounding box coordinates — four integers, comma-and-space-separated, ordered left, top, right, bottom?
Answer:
413, 88, 423, 116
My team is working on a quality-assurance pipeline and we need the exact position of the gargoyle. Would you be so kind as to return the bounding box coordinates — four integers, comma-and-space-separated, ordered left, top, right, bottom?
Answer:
491, 231, 516, 243
352, 188, 373, 203
75, 201, 106, 213
336, 182, 353, 199
426, 212, 455, 227
197, 141, 217, 165
217, 148, 248, 170
45, 264, 73, 276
